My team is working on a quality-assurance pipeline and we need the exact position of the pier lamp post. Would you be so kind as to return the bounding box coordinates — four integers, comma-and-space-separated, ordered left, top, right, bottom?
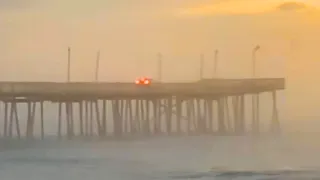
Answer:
67, 47, 71, 82
214, 49, 218, 77
252, 45, 260, 77
95, 50, 100, 82
252, 45, 260, 134
200, 53, 204, 80
157, 52, 162, 82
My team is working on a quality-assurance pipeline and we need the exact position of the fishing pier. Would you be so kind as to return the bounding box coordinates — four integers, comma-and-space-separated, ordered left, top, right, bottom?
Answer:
0, 78, 284, 140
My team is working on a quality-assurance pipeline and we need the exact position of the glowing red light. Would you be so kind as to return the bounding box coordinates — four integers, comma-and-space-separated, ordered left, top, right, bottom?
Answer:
135, 77, 152, 85
144, 79, 150, 84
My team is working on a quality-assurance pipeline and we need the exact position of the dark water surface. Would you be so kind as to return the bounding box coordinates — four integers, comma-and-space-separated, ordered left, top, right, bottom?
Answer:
0, 135, 320, 180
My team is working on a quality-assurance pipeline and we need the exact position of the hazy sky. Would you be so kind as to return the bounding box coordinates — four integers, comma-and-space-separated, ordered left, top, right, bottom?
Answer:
1, 0, 320, 127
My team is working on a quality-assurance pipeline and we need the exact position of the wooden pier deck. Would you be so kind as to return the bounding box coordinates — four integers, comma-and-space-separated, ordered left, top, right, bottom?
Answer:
0, 78, 285, 140
0, 78, 284, 99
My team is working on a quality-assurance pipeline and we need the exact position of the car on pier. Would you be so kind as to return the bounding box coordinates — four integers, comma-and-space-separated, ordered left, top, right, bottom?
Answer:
135, 77, 152, 86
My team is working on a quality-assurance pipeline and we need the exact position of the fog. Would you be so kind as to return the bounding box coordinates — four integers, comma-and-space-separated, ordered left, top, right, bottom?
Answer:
0, 0, 320, 133
3, 2, 320, 180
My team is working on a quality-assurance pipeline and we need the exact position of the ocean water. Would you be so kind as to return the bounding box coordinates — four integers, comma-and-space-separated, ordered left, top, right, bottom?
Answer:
1, 135, 320, 180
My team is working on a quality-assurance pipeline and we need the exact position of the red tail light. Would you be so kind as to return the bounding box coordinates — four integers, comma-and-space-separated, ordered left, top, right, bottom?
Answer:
144, 79, 150, 84
135, 77, 151, 85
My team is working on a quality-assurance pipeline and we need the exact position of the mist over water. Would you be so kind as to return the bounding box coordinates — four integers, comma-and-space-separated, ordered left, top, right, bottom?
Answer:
0, 135, 320, 179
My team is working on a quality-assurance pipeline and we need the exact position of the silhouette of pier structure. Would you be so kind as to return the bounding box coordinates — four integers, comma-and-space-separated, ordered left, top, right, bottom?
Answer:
0, 78, 284, 140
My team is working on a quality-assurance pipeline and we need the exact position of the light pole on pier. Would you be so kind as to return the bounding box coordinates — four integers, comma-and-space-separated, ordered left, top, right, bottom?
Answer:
252, 45, 260, 77
157, 52, 162, 82
214, 49, 218, 77
200, 53, 204, 80
67, 47, 71, 82
95, 50, 100, 82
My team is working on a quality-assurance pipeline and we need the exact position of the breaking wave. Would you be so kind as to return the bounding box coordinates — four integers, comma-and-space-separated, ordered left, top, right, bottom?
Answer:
169, 167, 320, 179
